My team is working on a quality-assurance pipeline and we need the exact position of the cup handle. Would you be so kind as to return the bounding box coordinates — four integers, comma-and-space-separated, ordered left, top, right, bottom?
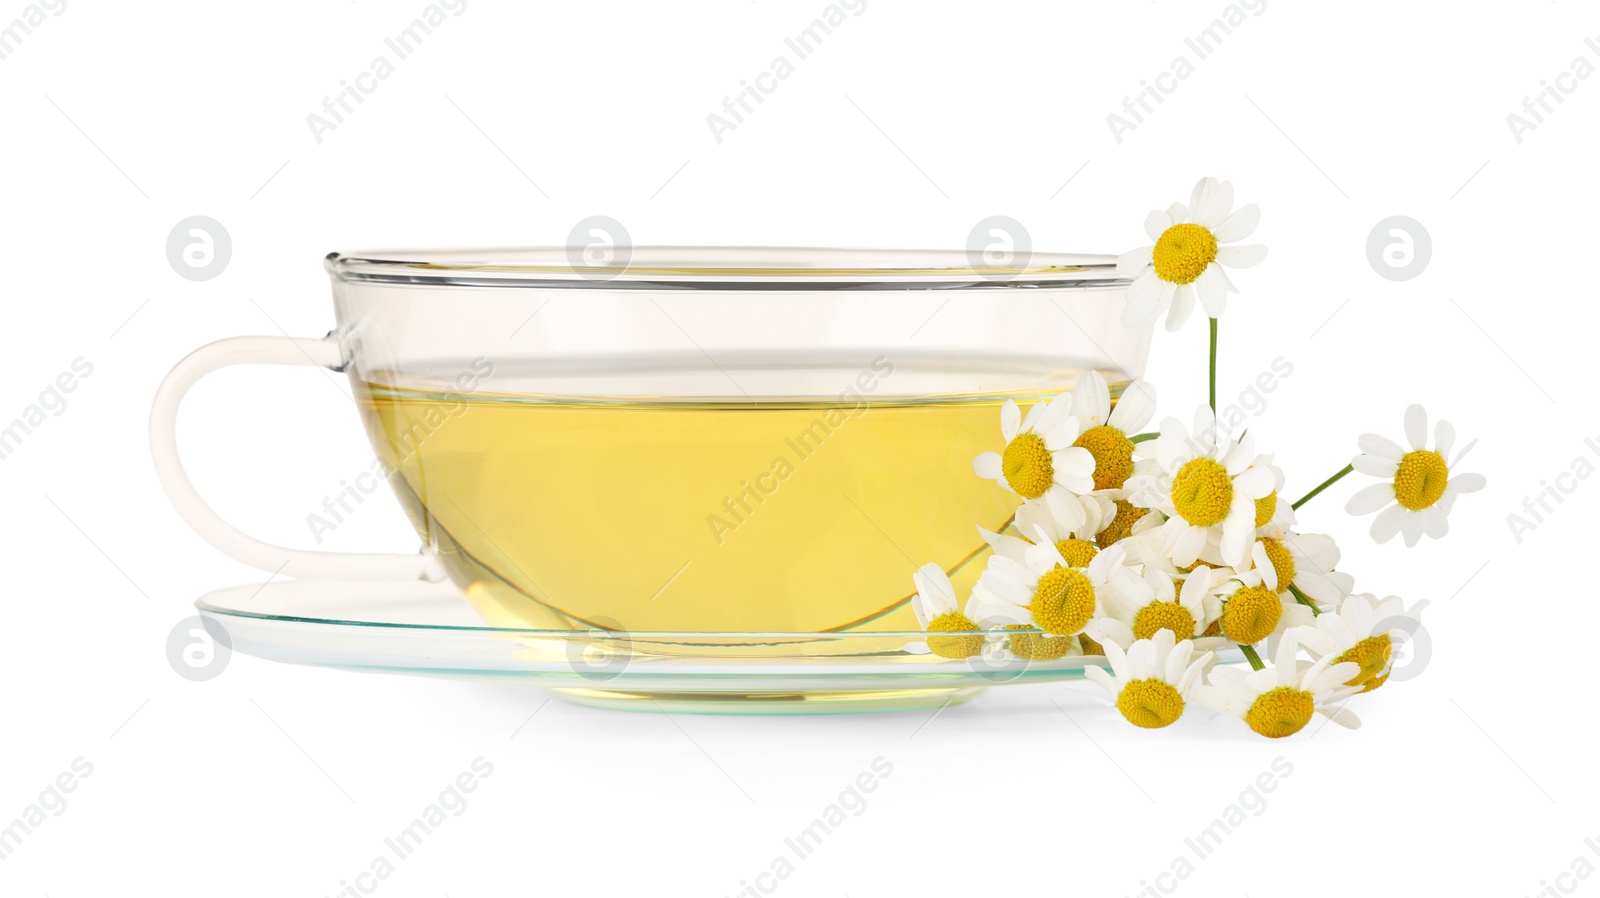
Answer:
150, 334, 445, 581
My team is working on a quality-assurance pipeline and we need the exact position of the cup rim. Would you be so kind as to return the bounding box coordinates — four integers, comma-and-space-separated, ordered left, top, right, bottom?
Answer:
325, 246, 1130, 290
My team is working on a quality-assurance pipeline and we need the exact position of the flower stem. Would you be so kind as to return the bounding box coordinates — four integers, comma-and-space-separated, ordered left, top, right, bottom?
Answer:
1291, 464, 1354, 510
1239, 643, 1264, 671
1208, 317, 1218, 414
1129, 432, 1159, 444
1287, 583, 1322, 617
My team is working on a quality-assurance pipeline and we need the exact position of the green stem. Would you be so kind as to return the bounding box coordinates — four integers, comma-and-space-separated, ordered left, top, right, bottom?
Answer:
1208, 317, 1218, 414
1239, 643, 1264, 671
1129, 431, 1159, 444
1291, 464, 1354, 511
1287, 583, 1322, 617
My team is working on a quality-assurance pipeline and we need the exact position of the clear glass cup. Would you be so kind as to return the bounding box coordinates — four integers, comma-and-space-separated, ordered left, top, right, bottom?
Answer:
153, 247, 1148, 635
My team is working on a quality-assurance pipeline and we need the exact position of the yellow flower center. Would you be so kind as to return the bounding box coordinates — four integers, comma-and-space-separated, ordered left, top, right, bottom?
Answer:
1002, 432, 1054, 499
1201, 619, 1222, 637
1005, 624, 1072, 661
926, 611, 985, 660
1336, 635, 1394, 692
1151, 223, 1218, 285
1097, 500, 1149, 548
1133, 601, 1197, 641
1243, 686, 1315, 738
1221, 585, 1282, 644
1055, 538, 1099, 568
1258, 538, 1296, 592
1029, 566, 1097, 636
1073, 425, 1135, 491
1078, 633, 1106, 656
1117, 679, 1186, 729
1254, 491, 1278, 529
1171, 457, 1234, 528
1393, 450, 1449, 511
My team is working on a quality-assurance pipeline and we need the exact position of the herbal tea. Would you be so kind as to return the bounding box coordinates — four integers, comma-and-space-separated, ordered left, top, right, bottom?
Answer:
356, 371, 1068, 632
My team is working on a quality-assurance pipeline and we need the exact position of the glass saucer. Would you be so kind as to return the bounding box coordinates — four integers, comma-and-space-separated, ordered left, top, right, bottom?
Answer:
197, 579, 1114, 715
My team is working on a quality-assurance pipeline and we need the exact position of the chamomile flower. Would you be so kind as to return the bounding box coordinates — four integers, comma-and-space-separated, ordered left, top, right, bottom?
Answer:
973, 395, 1095, 503
970, 536, 1137, 638
1084, 629, 1214, 729
1250, 454, 1291, 535
907, 563, 985, 660
1194, 633, 1363, 738
1345, 405, 1484, 546
1090, 557, 1222, 646
980, 490, 1113, 570
1204, 566, 1314, 647
1117, 176, 1267, 332
1096, 493, 1158, 548
1248, 530, 1354, 608
1126, 405, 1276, 569
1066, 371, 1158, 491
1292, 593, 1428, 693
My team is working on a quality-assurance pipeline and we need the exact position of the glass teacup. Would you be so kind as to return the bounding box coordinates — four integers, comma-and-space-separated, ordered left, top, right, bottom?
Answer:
153, 247, 1148, 634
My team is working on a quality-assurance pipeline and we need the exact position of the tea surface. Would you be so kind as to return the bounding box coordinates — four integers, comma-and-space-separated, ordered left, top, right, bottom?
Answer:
357, 379, 1040, 631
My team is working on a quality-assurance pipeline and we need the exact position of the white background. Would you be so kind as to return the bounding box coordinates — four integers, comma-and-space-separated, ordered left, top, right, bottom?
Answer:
0, 0, 1592, 895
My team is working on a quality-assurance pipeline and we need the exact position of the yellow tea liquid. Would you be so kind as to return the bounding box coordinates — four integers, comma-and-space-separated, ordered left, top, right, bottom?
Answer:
357, 377, 1038, 632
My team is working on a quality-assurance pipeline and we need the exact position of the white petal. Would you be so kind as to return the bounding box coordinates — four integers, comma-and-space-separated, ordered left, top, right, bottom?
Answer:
1127, 638, 1157, 681
1370, 504, 1406, 544
1420, 505, 1449, 539
1054, 446, 1097, 479
1074, 369, 1111, 427
1350, 454, 1398, 478
1108, 380, 1157, 434
1166, 284, 1196, 332
1399, 511, 1425, 548
1233, 465, 1277, 499
1404, 404, 1428, 451
1253, 541, 1277, 590
1346, 483, 1395, 516
1195, 264, 1229, 318
974, 451, 1003, 481
1449, 472, 1486, 494
1122, 270, 1164, 327
1036, 398, 1080, 448
1086, 617, 1134, 651
1216, 244, 1267, 268
912, 564, 958, 617
1357, 434, 1404, 462
1434, 419, 1456, 462
1083, 665, 1119, 696
1144, 209, 1173, 243
1189, 177, 1232, 229
1212, 202, 1260, 243
1117, 245, 1155, 278
1020, 399, 1048, 434
1000, 400, 1021, 441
